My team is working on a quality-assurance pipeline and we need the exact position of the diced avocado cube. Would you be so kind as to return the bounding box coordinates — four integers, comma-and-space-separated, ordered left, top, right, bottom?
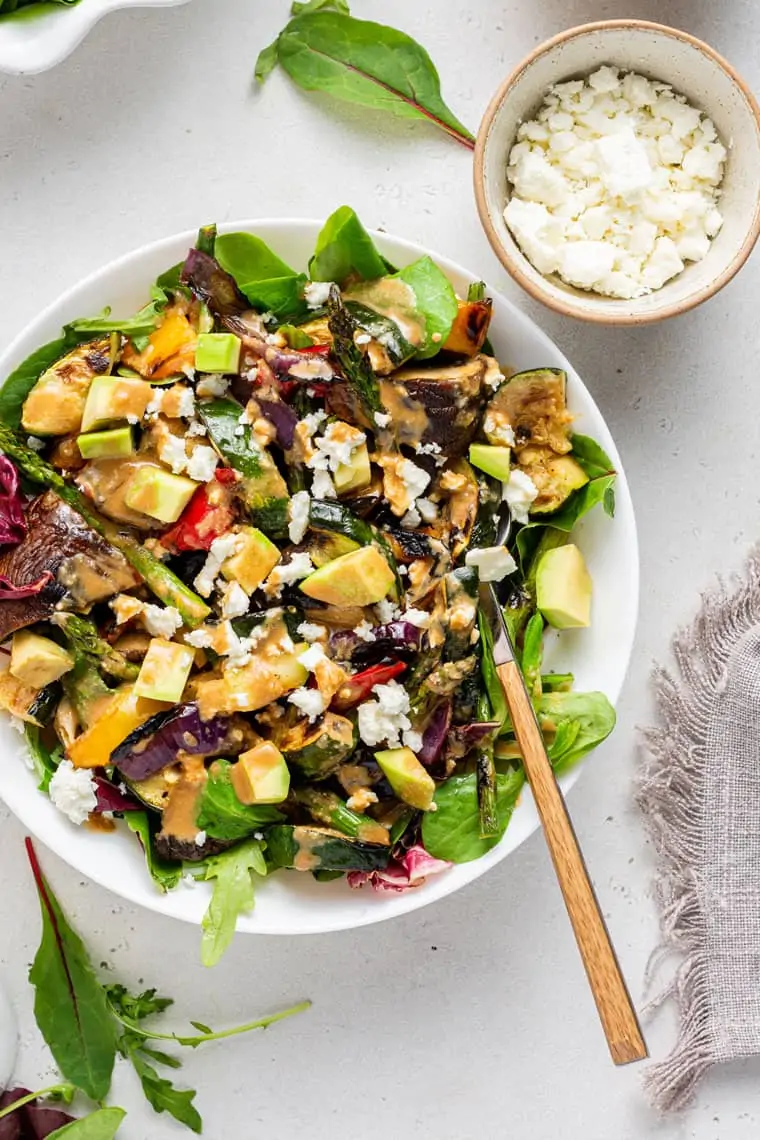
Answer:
334, 441, 372, 496
10, 630, 74, 689
300, 546, 394, 607
469, 444, 512, 482
77, 425, 135, 460
123, 466, 198, 523
195, 333, 241, 374
536, 543, 592, 629
375, 747, 436, 811
231, 741, 290, 804
80, 376, 153, 432
220, 526, 280, 595
134, 638, 195, 703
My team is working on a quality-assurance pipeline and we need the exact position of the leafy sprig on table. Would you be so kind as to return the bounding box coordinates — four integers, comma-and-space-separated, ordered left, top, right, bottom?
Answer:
256, 0, 475, 149
20, 838, 310, 1134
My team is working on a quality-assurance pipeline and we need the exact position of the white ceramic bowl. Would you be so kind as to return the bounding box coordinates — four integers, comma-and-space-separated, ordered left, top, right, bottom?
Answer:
0, 220, 639, 935
474, 20, 760, 325
0, 0, 189, 75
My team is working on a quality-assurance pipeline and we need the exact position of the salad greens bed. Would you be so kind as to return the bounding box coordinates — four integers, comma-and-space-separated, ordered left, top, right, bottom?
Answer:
0, 839, 308, 1136
0, 205, 616, 963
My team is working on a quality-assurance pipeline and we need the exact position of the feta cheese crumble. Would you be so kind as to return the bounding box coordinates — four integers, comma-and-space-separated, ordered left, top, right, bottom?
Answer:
503, 468, 539, 525
220, 581, 250, 620
504, 67, 726, 298
288, 490, 311, 544
288, 687, 325, 722
186, 445, 218, 483
263, 552, 314, 598
297, 621, 327, 642
49, 760, 97, 825
304, 280, 335, 309
465, 545, 518, 582
142, 603, 183, 638
194, 533, 243, 598
357, 680, 413, 748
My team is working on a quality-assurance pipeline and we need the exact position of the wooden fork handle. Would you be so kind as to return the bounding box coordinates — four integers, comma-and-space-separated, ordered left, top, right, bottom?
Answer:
498, 659, 647, 1065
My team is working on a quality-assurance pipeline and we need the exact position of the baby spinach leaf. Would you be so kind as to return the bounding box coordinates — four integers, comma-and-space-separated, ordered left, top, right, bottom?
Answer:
292, 0, 350, 13
196, 839, 267, 967
24, 724, 62, 793
603, 484, 616, 518
25, 840, 117, 1102
125, 813, 182, 893
570, 433, 615, 480
155, 262, 183, 291
515, 474, 616, 568
196, 760, 285, 841
47, 1108, 126, 1139
215, 232, 308, 321
393, 256, 458, 358
128, 1053, 201, 1135
0, 336, 70, 428
255, 37, 281, 83
537, 691, 616, 773
309, 205, 388, 284
422, 769, 525, 863
65, 289, 168, 341
267, 11, 474, 148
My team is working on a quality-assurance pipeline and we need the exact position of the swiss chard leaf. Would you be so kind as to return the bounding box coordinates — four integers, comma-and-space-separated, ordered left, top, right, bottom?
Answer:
537, 691, 616, 773
309, 205, 388, 285
128, 1052, 201, 1135
25, 840, 117, 1102
196, 760, 285, 840
125, 813, 182, 893
214, 232, 308, 321
270, 11, 474, 148
0, 1085, 76, 1135
0, 337, 70, 428
47, 1108, 126, 1139
196, 839, 267, 967
393, 256, 458, 358
421, 770, 525, 863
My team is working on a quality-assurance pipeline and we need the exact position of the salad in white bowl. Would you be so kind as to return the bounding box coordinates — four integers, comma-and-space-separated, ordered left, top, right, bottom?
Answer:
0, 0, 189, 75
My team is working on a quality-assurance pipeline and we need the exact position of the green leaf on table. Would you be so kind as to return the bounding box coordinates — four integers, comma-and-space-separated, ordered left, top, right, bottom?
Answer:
422, 770, 525, 863
125, 813, 182, 892
24, 724, 62, 792
129, 1052, 202, 1135
0, 337, 70, 428
196, 839, 267, 967
196, 759, 285, 841
268, 11, 474, 148
392, 256, 458, 358
291, 0, 350, 13
47, 1108, 126, 1140
537, 691, 616, 773
105, 984, 173, 1022
25, 840, 117, 1102
255, 36, 281, 83
215, 232, 308, 321
309, 205, 388, 285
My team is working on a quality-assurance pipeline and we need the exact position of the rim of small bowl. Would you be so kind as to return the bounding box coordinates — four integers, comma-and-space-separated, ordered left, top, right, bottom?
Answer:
473, 19, 760, 326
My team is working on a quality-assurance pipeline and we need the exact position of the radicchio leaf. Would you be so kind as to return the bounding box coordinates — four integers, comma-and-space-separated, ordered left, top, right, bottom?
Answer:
347, 846, 450, 893
93, 776, 141, 814
417, 699, 452, 768
0, 457, 27, 547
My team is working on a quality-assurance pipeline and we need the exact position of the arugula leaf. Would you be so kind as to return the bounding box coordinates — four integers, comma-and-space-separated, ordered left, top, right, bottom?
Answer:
0, 336, 70, 428
309, 205, 388, 284
215, 232, 308, 321
24, 724, 62, 792
128, 1052, 201, 1135
422, 770, 525, 863
125, 813, 182, 892
393, 256, 458, 357
47, 1108, 126, 1139
266, 11, 474, 148
104, 985, 172, 1022
65, 289, 168, 341
196, 839, 267, 967
537, 691, 616, 774
196, 760, 284, 840
25, 840, 117, 1101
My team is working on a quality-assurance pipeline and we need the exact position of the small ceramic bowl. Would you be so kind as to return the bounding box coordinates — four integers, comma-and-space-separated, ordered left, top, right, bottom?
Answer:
474, 20, 760, 324
0, 0, 190, 76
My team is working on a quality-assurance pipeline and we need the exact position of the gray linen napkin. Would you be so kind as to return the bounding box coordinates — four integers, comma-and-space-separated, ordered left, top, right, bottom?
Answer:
637, 551, 760, 1111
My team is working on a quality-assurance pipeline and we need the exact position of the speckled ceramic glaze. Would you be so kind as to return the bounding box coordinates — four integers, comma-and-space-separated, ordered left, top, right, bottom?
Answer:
474, 20, 760, 324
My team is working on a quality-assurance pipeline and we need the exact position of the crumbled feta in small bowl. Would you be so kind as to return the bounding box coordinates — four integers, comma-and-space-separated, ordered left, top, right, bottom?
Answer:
474, 21, 760, 322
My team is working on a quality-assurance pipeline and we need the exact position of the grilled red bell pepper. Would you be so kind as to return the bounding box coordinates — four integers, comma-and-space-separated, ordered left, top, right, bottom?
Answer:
331, 661, 406, 712
161, 484, 234, 552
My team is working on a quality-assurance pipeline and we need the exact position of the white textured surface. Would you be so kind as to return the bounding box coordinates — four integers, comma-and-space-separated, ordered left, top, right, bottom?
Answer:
0, 0, 758, 1136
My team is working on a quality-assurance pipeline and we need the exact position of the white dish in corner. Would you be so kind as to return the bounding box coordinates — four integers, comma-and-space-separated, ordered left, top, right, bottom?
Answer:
0, 220, 639, 935
0, 0, 190, 76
